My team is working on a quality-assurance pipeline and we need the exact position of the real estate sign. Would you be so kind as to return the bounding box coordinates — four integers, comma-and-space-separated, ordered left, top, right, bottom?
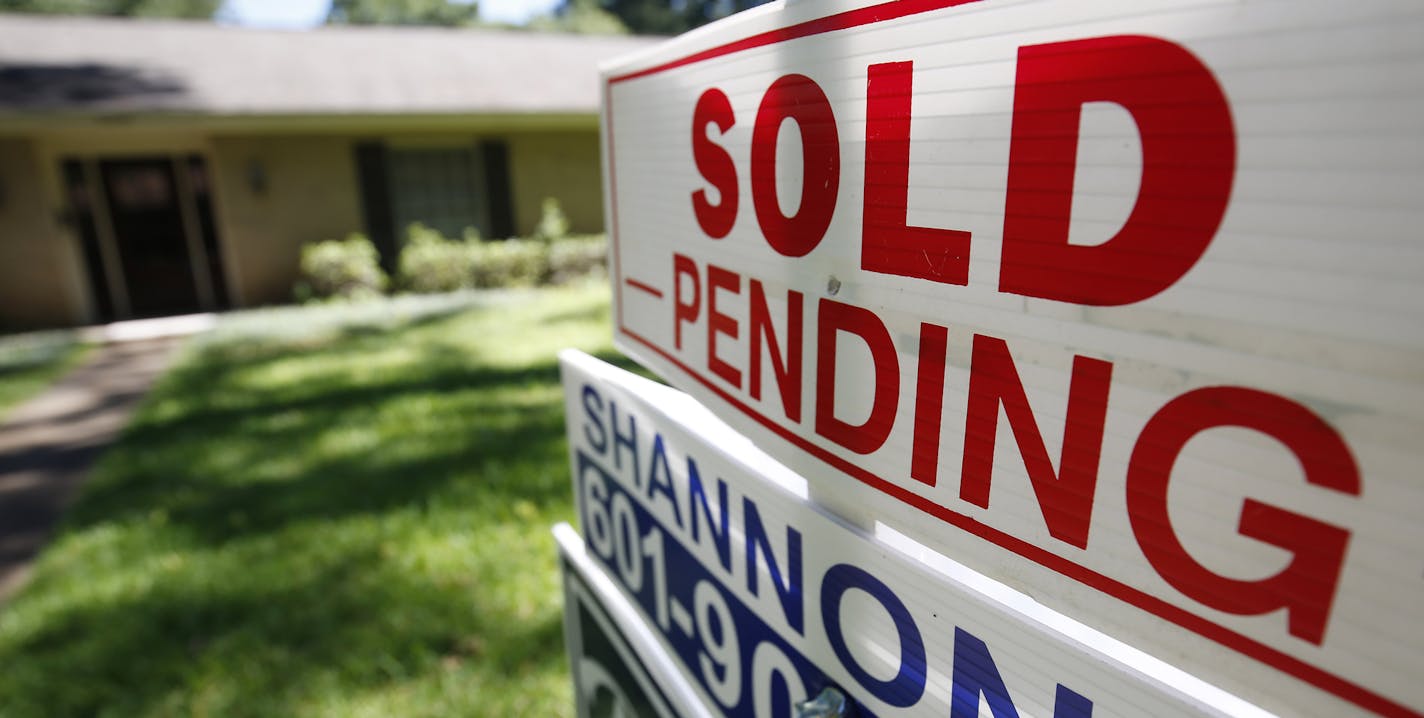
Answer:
599, 1, 1424, 716
561, 349, 1264, 717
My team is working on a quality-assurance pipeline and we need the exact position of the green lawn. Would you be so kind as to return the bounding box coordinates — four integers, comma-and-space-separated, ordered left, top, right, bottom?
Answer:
0, 283, 641, 717
0, 333, 92, 419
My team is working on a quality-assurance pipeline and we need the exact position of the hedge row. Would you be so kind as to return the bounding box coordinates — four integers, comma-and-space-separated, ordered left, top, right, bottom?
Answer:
295, 226, 608, 302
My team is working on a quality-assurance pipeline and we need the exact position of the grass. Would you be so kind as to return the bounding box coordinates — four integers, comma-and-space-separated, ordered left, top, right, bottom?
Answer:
0, 282, 647, 717
0, 333, 92, 419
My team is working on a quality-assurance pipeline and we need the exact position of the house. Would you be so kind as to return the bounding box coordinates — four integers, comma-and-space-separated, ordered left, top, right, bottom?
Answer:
0, 14, 660, 328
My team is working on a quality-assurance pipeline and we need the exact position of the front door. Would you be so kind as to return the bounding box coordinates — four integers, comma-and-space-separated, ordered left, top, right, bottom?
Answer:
98, 158, 202, 318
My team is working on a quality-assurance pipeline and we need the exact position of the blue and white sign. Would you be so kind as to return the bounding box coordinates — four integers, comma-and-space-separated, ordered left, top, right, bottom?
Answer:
560, 349, 1265, 717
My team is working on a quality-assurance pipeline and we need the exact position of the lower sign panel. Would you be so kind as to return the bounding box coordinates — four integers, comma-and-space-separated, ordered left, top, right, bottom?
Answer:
559, 522, 707, 718
560, 349, 1259, 717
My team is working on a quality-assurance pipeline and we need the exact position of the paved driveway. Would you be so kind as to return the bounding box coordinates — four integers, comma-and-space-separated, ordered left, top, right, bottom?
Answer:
0, 338, 181, 600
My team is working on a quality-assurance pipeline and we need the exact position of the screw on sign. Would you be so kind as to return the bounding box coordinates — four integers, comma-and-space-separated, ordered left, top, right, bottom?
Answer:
795, 686, 848, 718
601, 1, 1424, 717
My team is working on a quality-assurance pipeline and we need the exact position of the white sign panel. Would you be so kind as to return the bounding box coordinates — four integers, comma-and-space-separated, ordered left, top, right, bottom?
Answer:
600, 1, 1424, 716
561, 349, 1267, 717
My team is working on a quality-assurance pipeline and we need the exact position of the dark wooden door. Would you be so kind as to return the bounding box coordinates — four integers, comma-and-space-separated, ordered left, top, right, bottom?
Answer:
99, 158, 201, 317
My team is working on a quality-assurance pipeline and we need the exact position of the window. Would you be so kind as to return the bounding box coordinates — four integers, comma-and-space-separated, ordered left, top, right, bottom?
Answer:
388, 147, 489, 240
354, 139, 514, 271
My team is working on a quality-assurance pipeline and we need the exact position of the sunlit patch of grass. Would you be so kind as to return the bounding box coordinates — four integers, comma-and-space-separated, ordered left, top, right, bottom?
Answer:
0, 332, 92, 419
0, 281, 649, 717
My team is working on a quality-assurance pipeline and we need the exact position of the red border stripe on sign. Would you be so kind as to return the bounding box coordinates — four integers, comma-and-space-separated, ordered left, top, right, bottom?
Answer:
609, 0, 985, 84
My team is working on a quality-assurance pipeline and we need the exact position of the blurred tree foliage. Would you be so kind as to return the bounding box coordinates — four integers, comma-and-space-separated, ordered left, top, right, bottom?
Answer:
0, 0, 217, 17
531, 0, 769, 35
602, 0, 767, 35
326, 0, 481, 26
526, 0, 628, 35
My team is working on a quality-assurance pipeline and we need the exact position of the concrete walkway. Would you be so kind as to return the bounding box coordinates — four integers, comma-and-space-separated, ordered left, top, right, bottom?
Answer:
0, 314, 212, 601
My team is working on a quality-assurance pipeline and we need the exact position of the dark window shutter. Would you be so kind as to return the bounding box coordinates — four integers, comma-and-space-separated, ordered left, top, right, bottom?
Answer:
186, 155, 231, 310
480, 140, 515, 239
61, 158, 114, 323
354, 142, 397, 271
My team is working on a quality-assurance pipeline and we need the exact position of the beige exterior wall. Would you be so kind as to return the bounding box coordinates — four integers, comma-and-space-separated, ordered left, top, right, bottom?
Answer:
507, 129, 605, 236
209, 135, 364, 307
213, 128, 607, 305
0, 138, 85, 329
0, 122, 607, 327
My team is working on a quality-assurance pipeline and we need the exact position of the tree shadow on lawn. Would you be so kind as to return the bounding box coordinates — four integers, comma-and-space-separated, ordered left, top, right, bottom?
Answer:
65, 361, 570, 544
2, 543, 567, 717
61, 329, 648, 545
0, 300, 647, 717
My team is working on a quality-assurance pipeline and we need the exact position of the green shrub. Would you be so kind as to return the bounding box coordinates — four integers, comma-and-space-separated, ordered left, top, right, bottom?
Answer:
309, 214, 608, 299
470, 238, 550, 288
295, 233, 387, 301
547, 234, 608, 284
397, 223, 474, 293
532, 197, 570, 241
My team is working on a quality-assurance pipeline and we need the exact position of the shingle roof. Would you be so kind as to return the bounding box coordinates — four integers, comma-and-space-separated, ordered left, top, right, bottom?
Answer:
0, 14, 662, 116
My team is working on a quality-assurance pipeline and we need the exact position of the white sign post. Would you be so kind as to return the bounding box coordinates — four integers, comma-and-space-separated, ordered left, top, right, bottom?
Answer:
599, 1, 1424, 716
562, 349, 1274, 717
